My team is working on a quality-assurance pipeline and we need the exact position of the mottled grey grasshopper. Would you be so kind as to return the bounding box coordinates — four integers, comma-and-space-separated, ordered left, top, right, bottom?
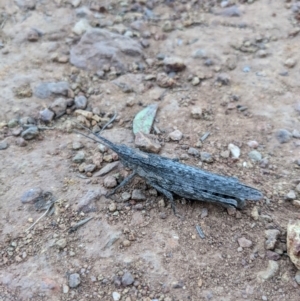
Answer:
75, 125, 262, 214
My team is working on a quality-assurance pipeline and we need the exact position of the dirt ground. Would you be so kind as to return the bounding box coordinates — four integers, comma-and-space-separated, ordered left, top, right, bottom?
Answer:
1, 0, 300, 300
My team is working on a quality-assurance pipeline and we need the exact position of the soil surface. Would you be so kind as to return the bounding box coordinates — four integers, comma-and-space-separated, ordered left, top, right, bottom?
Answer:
1, 1, 300, 300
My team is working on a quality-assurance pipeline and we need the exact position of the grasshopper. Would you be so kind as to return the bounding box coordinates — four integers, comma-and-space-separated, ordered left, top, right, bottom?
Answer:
75, 124, 262, 214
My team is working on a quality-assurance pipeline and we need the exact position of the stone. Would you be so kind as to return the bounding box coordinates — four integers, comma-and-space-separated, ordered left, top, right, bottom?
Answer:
72, 19, 91, 35
93, 161, 119, 177
72, 141, 84, 150
112, 292, 121, 301
21, 126, 39, 140
122, 240, 131, 247
84, 164, 96, 172
8, 119, 19, 128
39, 108, 55, 122
15, 0, 36, 10
284, 58, 297, 68
200, 152, 214, 163
0, 140, 8, 150
131, 189, 146, 201
104, 176, 117, 188
247, 140, 259, 148
191, 107, 202, 119
122, 192, 131, 201
169, 130, 183, 141
201, 208, 208, 218
238, 237, 253, 248
121, 272, 134, 286
73, 151, 85, 163
251, 206, 259, 220
193, 49, 207, 59
77, 189, 102, 212
292, 200, 300, 208
163, 57, 186, 72
108, 203, 117, 212
188, 147, 200, 157
74, 95, 88, 109
275, 129, 292, 143
62, 284, 69, 294
296, 184, 300, 193
227, 207, 236, 216
56, 238, 67, 249
292, 129, 300, 139
69, 273, 81, 288
228, 143, 240, 159
34, 82, 69, 99
70, 29, 143, 72
21, 187, 43, 204
286, 190, 296, 201
248, 150, 262, 162
27, 29, 39, 41
50, 98, 68, 118
257, 260, 279, 281
134, 132, 161, 154
265, 229, 280, 250
74, 109, 93, 119
295, 270, 300, 285
156, 72, 175, 88
216, 73, 231, 85
220, 5, 241, 17
15, 137, 27, 147
220, 150, 230, 158
287, 220, 300, 269
266, 251, 281, 261
191, 77, 200, 86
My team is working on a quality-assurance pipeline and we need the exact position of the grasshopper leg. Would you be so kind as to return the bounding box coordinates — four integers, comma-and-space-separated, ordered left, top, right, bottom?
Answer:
106, 171, 137, 198
147, 181, 181, 218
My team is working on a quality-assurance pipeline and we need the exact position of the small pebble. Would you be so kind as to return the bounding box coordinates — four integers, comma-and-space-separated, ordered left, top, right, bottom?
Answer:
191, 107, 202, 119
295, 270, 300, 285
21, 187, 43, 204
8, 119, 19, 128
56, 238, 67, 249
21, 126, 39, 140
247, 140, 259, 148
104, 176, 117, 188
73, 151, 85, 163
72, 141, 84, 150
284, 58, 297, 68
122, 192, 131, 201
121, 271, 134, 286
275, 129, 292, 143
257, 260, 279, 281
200, 152, 214, 163
112, 292, 121, 301
0, 140, 8, 150
15, 137, 27, 147
69, 273, 81, 288
265, 229, 280, 250
74, 95, 88, 109
200, 208, 208, 218
292, 129, 300, 138
108, 203, 117, 212
169, 130, 183, 141
39, 108, 55, 122
131, 189, 146, 201
248, 150, 262, 162
228, 143, 240, 159
122, 240, 131, 247
238, 237, 253, 248
285, 190, 296, 201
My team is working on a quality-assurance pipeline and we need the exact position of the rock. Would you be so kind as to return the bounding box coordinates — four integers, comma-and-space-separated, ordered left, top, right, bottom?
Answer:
257, 260, 279, 281
104, 176, 117, 188
251, 206, 259, 220
220, 5, 241, 17
216, 73, 231, 85
292, 200, 300, 208
34, 82, 69, 99
200, 152, 214, 163
295, 270, 300, 285
93, 161, 119, 177
220, 150, 230, 158
134, 132, 161, 153
62, 284, 69, 294
248, 150, 262, 162
27, 29, 39, 41
56, 238, 67, 249
247, 140, 259, 148
84, 164, 96, 172
50, 98, 68, 118
131, 189, 146, 201
122, 240, 131, 247
201, 208, 208, 218
163, 57, 186, 72
15, 137, 27, 147
73, 151, 85, 163
39, 108, 55, 122
227, 207, 236, 216
284, 58, 297, 68
0, 140, 8, 150
72, 19, 91, 35
8, 119, 19, 128
286, 190, 296, 201
72, 141, 84, 150
296, 184, 300, 193
169, 130, 183, 141
21, 187, 43, 204
193, 49, 207, 59
256, 49, 268, 58
156, 72, 175, 88
69, 273, 81, 288
275, 129, 292, 143
121, 272, 134, 286
287, 220, 300, 269
293, 129, 300, 138
162, 20, 174, 32
112, 292, 121, 301
15, 0, 36, 10
21, 126, 39, 140
228, 143, 240, 159
238, 237, 253, 248
122, 192, 131, 201
98, 144, 108, 153
71, 0, 81, 7
108, 203, 117, 212
191, 77, 200, 86
158, 199, 165, 208
191, 107, 202, 119
266, 251, 281, 261
77, 189, 102, 212
74, 95, 88, 109
187, 147, 199, 157
70, 29, 143, 72
265, 229, 280, 250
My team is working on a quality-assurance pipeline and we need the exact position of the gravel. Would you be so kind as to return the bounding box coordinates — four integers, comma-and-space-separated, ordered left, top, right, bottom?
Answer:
69, 273, 81, 288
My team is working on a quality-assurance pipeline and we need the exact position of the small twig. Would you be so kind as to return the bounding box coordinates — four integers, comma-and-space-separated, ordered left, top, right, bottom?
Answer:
196, 225, 205, 239
68, 217, 93, 233
25, 202, 55, 232
200, 132, 210, 142
100, 111, 117, 133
